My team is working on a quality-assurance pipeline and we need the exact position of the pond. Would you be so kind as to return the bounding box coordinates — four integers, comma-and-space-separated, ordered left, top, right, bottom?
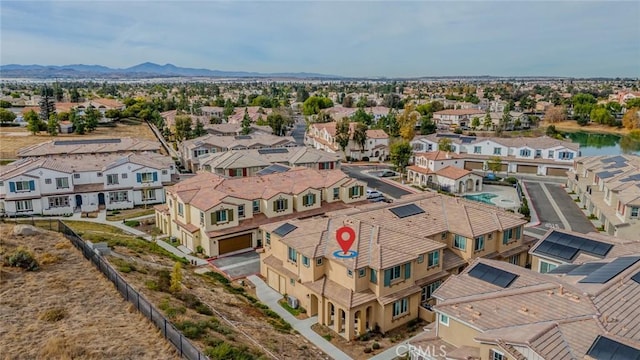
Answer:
566, 131, 640, 156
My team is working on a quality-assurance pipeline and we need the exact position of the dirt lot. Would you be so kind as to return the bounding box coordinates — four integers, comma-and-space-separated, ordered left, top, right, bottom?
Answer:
543, 120, 630, 135
0, 122, 158, 158
0, 224, 178, 360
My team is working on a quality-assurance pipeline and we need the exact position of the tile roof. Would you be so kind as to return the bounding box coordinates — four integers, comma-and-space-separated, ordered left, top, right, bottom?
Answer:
435, 166, 472, 180
414, 151, 462, 161
181, 133, 296, 152
434, 109, 485, 116
303, 277, 377, 308
16, 137, 161, 157
199, 146, 339, 170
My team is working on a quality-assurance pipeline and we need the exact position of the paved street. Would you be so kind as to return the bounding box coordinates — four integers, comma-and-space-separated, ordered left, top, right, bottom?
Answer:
290, 115, 306, 145
545, 184, 596, 233
524, 181, 595, 234
341, 165, 412, 199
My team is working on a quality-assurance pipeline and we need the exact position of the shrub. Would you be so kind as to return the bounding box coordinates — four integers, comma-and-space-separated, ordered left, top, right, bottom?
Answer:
176, 321, 206, 339
156, 269, 172, 292
195, 304, 213, 316
504, 177, 518, 185
322, 334, 332, 341
196, 245, 204, 254
205, 271, 230, 285
39, 307, 67, 322
519, 205, 530, 217
358, 333, 371, 341
124, 220, 140, 227
372, 342, 381, 350
364, 347, 373, 354
264, 309, 280, 319
39, 252, 60, 265
145, 280, 159, 291
5, 247, 39, 271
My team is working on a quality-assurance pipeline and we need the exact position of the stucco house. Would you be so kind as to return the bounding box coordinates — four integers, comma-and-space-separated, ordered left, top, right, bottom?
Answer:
305, 122, 389, 161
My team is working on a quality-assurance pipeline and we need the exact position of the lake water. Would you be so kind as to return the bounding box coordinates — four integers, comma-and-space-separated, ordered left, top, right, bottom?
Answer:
566, 131, 640, 156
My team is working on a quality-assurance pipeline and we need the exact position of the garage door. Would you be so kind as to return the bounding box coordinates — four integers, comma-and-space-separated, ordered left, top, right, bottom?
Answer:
547, 167, 569, 176
268, 270, 280, 292
517, 165, 538, 174
219, 233, 252, 255
464, 161, 484, 170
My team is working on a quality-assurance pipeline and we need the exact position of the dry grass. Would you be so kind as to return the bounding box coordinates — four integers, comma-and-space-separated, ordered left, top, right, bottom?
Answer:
0, 224, 178, 360
544, 120, 630, 135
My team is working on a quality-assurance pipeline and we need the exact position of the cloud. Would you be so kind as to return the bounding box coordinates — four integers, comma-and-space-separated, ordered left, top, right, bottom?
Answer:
1, 0, 638, 77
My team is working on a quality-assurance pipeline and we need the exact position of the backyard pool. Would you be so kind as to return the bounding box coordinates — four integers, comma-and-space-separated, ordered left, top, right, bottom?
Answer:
463, 193, 498, 205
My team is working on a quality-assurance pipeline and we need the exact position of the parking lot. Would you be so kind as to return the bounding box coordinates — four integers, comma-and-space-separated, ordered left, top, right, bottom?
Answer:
341, 165, 412, 199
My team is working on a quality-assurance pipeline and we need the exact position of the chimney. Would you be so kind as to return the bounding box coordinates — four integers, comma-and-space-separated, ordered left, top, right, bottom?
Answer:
559, 285, 564, 295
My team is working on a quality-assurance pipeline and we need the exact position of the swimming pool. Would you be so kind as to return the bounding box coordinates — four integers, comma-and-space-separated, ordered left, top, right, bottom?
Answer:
463, 193, 498, 205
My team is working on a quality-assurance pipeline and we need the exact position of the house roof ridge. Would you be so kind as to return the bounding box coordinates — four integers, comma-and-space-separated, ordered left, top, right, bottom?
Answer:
436, 282, 559, 307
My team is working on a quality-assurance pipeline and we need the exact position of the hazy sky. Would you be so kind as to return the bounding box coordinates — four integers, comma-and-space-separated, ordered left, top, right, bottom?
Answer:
1, 1, 639, 77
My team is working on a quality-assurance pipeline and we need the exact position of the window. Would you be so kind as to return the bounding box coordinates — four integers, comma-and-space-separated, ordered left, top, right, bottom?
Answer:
441, 232, 447, 240
439, 314, 449, 326
316, 257, 323, 266
178, 203, 184, 216
539, 261, 557, 274
13, 181, 32, 192
548, 150, 555, 159
45, 178, 52, 184
142, 189, 156, 201
333, 187, 340, 200
473, 146, 481, 154
138, 172, 157, 183
421, 280, 442, 302
474, 236, 485, 252
74, 173, 81, 179
213, 209, 229, 223
519, 149, 531, 157
121, 173, 128, 179
515, 226, 521, 240
347, 269, 353, 277
162, 169, 168, 175
302, 256, 310, 267
49, 196, 69, 208
490, 349, 505, 360
370, 269, 377, 283
493, 147, 501, 155
417, 254, 424, 264
428, 251, 440, 267
349, 185, 363, 198
238, 205, 245, 218
109, 191, 128, 202
16, 200, 33, 212
194, 149, 209, 157
302, 193, 316, 207
200, 211, 205, 225
392, 298, 408, 317
55, 177, 69, 189
290, 278, 295, 286
253, 200, 260, 213
502, 229, 513, 244
509, 254, 520, 265
389, 265, 402, 281
106, 174, 119, 185
358, 268, 366, 278
288, 247, 297, 263
632, 207, 639, 218
453, 235, 467, 250
273, 198, 288, 212
558, 151, 574, 160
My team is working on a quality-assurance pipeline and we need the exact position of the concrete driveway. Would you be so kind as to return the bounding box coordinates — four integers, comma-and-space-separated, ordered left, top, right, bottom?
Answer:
341, 165, 412, 199
209, 250, 260, 280
524, 181, 595, 234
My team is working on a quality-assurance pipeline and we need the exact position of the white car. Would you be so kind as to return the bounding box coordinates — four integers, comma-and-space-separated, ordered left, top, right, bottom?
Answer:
367, 188, 383, 199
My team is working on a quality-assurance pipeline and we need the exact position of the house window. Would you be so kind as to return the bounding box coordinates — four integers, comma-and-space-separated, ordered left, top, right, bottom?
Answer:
389, 265, 402, 281
200, 211, 205, 225
535, 149, 542, 158
474, 236, 485, 252
519, 149, 531, 157
55, 177, 69, 189
138, 172, 156, 183
632, 207, 639, 218
106, 174, 119, 185
417, 254, 424, 264
302, 193, 316, 207
142, 189, 156, 201
370, 268, 377, 283
45, 178, 52, 184
558, 151, 574, 160
213, 210, 229, 223
473, 146, 481, 154
502, 229, 513, 244
539, 261, 557, 274
290, 278, 295, 286
349, 185, 363, 198
253, 200, 260, 213
122, 173, 128, 179
509, 254, 520, 265
515, 226, 521, 240
48, 196, 69, 208
548, 150, 555, 159
493, 147, 501, 155
428, 251, 440, 267
441, 232, 447, 240
178, 203, 184, 216
13, 181, 32, 192
109, 191, 128, 202
333, 187, 340, 200
316, 257, 323, 266
16, 200, 33, 212
392, 298, 408, 317
439, 314, 449, 326
288, 247, 297, 263
358, 268, 366, 277
453, 235, 467, 250
490, 349, 505, 360
302, 256, 310, 267
273, 198, 288, 212
74, 173, 80, 179
162, 169, 168, 175
347, 269, 353, 277
238, 205, 245, 218
265, 232, 271, 245
421, 280, 442, 302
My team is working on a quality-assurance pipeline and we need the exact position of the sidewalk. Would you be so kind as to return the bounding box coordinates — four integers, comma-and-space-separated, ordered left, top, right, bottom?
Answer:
247, 275, 353, 360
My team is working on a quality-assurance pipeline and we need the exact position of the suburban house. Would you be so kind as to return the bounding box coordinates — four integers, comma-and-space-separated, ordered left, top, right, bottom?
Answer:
305, 122, 389, 161
0, 152, 176, 216
180, 134, 297, 172
55, 98, 125, 121
407, 151, 483, 194
199, 146, 341, 177
200, 106, 224, 119
160, 110, 210, 131
204, 123, 273, 136
411, 133, 580, 176
227, 107, 273, 124
321, 106, 391, 122
259, 192, 531, 340
433, 109, 485, 129
529, 228, 640, 274
17, 138, 162, 158
408, 254, 640, 360
154, 167, 368, 257
567, 155, 640, 240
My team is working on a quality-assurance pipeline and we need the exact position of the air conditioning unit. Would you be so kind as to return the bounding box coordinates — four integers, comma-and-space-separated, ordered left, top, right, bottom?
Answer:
287, 295, 299, 309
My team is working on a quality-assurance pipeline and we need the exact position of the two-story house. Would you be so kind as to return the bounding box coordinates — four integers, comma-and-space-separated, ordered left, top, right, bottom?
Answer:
407, 151, 483, 193
408, 255, 640, 360
411, 134, 580, 176
433, 109, 485, 129
199, 146, 341, 177
305, 122, 389, 161
154, 167, 368, 257
16, 137, 162, 158
180, 134, 297, 172
0, 152, 176, 216
567, 154, 640, 240
259, 192, 530, 340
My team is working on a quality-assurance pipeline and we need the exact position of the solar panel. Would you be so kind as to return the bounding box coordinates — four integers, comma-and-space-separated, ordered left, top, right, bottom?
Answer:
547, 264, 580, 274
601, 155, 627, 164
587, 335, 640, 360
620, 174, 640, 182
596, 170, 623, 179
256, 164, 291, 175
388, 204, 425, 219
258, 148, 289, 155
534, 231, 613, 261
273, 223, 298, 237
579, 256, 640, 284
567, 262, 606, 276
631, 271, 640, 284
54, 138, 121, 146
468, 263, 519, 288
535, 241, 579, 261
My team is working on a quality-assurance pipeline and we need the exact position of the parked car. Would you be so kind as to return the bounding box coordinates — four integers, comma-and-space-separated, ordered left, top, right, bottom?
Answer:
366, 188, 383, 199
380, 170, 397, 177
369, 196, 393, 203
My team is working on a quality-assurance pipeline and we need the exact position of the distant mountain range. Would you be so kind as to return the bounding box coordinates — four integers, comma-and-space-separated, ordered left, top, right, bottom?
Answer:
0, 62, 342, 79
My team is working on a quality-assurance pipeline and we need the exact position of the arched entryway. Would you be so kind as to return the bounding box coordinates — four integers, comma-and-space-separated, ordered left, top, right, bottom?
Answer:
458, 181, 465, 193
466, 179, 474, 192
327, 302, 335, 326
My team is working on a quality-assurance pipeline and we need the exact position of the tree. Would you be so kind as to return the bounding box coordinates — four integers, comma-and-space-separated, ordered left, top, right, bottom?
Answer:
342, 95, 354, 108
70, 87, 81, 103
47, 114, 59, 136
175, 115, 193, 141
572, 93, 597, 122
590, 107, 614, 126
471, 117, 480, 130
38, 87, 55, 122
302, 96, 333, 115
397, 103, 419, 141
438, 138, 453, 152
296, 87, 310, 103
193, 120, 207, 137
625, 98, 640, 109
483, 111, 493, 130
351, 108, 373, 125
25, 110, 41, 134
170, 262, 182, 293
241, 108, 251, 135
623, 108, 640, 130
0, 108, 16, 123
334, 118, 351, 155
390, 141, 412, 174
104, 109, 121, 120
84, 105, 100, 132
52, 83, 64, 101
353, 122, 368, 152
382, 93, 403, 109
267, 109, 292, 136
545, 106, 567, 123
487, 156, 503, 174
0, 100, 12, 108
420, 116, 437, 135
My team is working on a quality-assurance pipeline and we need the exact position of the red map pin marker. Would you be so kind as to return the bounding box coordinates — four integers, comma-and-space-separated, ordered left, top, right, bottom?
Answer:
336, 226, 356, 255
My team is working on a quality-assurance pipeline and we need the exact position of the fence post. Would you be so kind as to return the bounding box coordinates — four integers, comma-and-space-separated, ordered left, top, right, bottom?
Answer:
125, 284, 129, 301
180, 334, 183, 356
164, 318, 167, 337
